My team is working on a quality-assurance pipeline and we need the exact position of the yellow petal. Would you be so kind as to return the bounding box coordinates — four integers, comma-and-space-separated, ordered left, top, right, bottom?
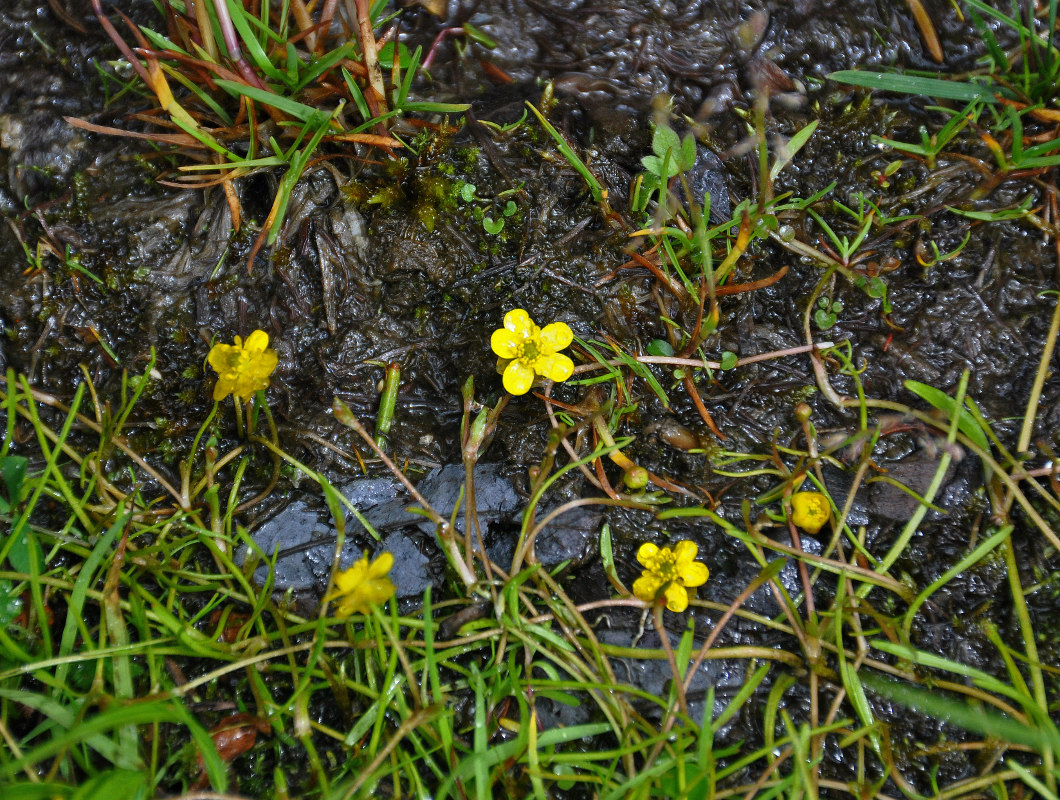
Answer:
213, 377, 234, 401
632, 573, 664, 604
255, 349, 279, 379
491, 328, 522, 359
535, 352, 574, 383
368, 552, 394, 577
636, 542, 661, 569
663, 583, 690, 612
244, 329, 270, 353
503, 308, 534, 338
678, 561, 709, 588
334, 558, 368, 592
502, 359, 535, 395
539, 321, 573, 353
365, 577, 396, 606
208, 342, 237, 373
672, 540, 699, 568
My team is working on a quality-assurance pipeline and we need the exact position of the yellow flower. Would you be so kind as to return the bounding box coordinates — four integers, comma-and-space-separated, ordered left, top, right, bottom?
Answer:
490, 308, 574, 395
632, 540, 709, 613
791, 491, 829, 534
207, 330, 278, 402
326, 552, 396, 616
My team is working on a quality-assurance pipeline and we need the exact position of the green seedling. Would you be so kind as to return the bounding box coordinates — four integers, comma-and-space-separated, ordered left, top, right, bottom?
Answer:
814, 297, 844, 330
634, 122, 697, 216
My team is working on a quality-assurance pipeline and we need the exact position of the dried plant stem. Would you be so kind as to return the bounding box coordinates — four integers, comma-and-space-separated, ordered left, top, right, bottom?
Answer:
350, 0, 387, 116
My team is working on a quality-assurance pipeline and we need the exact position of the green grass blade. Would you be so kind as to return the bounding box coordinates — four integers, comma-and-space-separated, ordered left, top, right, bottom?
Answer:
829, 71, 998, 102
902, 526, 1011, 635
903, 379, 991, 452
862, 673, 1060, 754
161, 63, 233, 126
526, 102, 605, 203
222, 0, 285, 84
293, 42, 360, 93
54, 510, 128, 690
213, 79, 334, 125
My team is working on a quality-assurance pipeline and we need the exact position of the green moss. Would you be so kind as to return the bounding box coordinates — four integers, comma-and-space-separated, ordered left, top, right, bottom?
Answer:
457, 146, 481, 172
340, 181, 372, 206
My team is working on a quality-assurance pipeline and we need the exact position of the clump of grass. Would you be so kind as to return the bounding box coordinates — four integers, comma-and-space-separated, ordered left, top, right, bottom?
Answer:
830, 1, 1060, 189
77, 0, 470, 267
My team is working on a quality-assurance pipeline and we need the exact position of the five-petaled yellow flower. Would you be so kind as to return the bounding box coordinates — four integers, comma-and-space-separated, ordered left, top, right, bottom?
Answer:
490, 309, 574, 395
207, 330, 278, 402
790, 491, 829, 534
326, 552, 396, 616
632, 540, 709, 613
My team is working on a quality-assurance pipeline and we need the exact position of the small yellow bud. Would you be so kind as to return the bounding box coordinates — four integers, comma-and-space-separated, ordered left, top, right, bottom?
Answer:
623, 466, 650, 490
790, 492, 829, 534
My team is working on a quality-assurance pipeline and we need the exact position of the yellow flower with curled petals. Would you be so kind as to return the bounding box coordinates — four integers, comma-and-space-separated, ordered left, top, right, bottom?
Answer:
490, 309, 574, 395
207, 330, 278, 402
791, 491, 829, 534
326, 552, 396, 616
632, 540, 709, 613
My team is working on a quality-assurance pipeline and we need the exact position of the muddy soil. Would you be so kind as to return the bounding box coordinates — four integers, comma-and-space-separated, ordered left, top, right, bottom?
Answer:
2, 0, 1059, 795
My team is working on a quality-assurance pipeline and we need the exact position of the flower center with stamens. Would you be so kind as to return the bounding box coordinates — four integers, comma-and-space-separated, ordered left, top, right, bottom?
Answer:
655, 551, 677, 582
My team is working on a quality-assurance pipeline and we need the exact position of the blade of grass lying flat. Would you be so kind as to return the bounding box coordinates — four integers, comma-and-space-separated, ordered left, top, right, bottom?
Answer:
963, 0, 1021, 29
213, 79, 335, 125
1008, 760, 1060, 800
293, 42, 360, 93
138, 27, 189, 56
179, 155, 287, 171
870, 640, 1032, 705
399, 101, 473, 113
828, 70, 998, 102
862, 673, 1060, 755
903, 379, 990, 452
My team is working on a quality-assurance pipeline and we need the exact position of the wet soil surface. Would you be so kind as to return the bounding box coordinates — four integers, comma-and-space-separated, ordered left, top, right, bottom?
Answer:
3, 0, 1060, 795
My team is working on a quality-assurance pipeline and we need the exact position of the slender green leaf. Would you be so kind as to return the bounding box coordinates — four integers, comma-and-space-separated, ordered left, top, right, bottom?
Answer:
903, 379, 991, 452
862, 673, 1060, 754
213, 79, 334, 126
829, 71, 998, 102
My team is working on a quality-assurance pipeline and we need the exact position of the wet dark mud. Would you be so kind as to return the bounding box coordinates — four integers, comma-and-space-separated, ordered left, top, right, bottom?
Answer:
2, 0, 1060, 796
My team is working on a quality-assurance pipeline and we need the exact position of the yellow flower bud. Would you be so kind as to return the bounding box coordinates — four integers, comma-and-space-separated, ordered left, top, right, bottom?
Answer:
790, 491, 830, 534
